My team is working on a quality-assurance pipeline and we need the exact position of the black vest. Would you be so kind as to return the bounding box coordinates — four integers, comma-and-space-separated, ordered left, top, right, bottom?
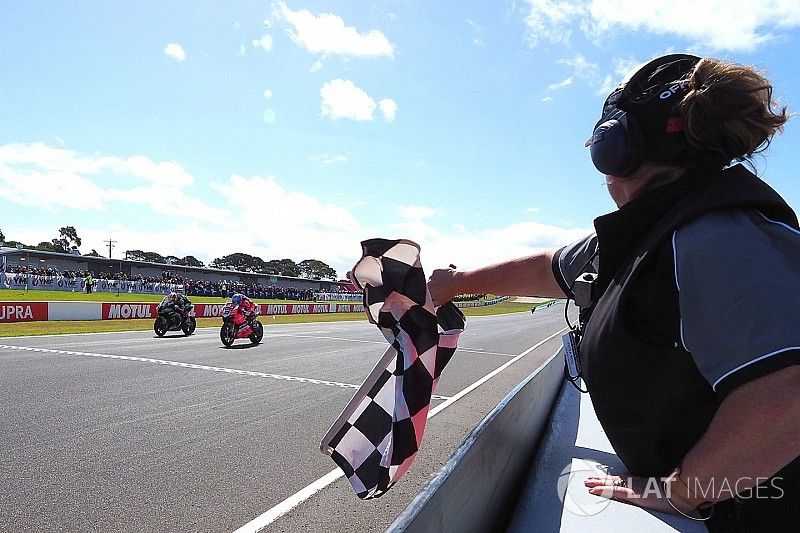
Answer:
579, 165, 800, 530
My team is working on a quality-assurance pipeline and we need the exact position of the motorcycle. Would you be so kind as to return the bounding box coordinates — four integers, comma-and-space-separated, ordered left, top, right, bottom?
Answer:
154, 304, 196, 337
220, 303, 264, 347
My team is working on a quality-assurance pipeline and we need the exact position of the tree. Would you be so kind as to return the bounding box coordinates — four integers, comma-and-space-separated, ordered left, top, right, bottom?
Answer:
278, 258, 300, 277
211, 253, 267, 272
263, 260, 282, 275
175, 255, 204, 267
298, 259, 338, 280
84, 249, 102, 257
143, 251, 167, 263
264, 258, 300, 277
35, 241, 59, 252
125, 249, 166, 263
51, 226, 82, 253
125, 249, 146, 261
0, 228, 4, 243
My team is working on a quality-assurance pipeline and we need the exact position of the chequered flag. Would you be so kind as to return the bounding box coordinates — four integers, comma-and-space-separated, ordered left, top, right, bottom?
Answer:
320, 238, 466, 499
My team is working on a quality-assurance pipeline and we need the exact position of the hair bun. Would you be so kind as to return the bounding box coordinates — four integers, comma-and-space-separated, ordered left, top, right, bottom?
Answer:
679, 58, 787, 166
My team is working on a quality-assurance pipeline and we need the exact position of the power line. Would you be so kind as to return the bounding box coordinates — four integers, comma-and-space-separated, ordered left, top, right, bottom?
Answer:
104, 238, 118, 259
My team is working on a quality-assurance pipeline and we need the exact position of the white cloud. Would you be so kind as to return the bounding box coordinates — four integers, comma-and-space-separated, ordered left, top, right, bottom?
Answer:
0, 143, 222, 222
238, 43, 247, 56
263, 89, 273, 99
209, 174, 370, 273
0, 142, 595, 279
272, 1, 394, 58
0, 143, 371, 276
466, 19, 485, 46
556, 53, 640, 96
320, 79, 376, 121
557, 55, 599, 80
523, 0, 586, 47
309, 60, 324, 73
252, 33, 274, 51
163, 43, 186, 62
388, 218, 592, 273
398, 205, 438, 221
379, 98, 397, 122
524, 0, 800, 51
547, 77, 573, 90
540, 96, 554, 102
316, 154, 348, 164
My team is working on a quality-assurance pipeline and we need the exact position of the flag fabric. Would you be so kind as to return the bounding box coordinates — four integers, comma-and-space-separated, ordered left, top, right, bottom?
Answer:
320, 238, 466, 499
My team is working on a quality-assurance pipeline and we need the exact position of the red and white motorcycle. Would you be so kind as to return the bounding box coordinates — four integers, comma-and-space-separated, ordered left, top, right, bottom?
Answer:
219, 303, 263, 347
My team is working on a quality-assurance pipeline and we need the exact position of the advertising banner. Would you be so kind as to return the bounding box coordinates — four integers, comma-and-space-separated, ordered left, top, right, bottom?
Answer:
101, 303, 161, 320
0, 302, 48, 323
0, 301, 366, 322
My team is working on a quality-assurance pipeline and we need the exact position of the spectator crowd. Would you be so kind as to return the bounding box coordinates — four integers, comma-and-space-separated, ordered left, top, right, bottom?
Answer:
5, 264, 360, 302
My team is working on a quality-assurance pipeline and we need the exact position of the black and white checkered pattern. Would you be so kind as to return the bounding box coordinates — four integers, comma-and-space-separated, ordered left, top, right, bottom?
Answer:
320, 238, 465, 499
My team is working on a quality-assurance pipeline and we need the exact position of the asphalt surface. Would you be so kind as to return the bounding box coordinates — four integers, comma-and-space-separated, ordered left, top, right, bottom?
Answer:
0, 303, 568, 532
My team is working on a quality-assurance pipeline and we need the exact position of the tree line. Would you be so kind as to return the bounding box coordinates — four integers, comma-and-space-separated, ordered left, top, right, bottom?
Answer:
0, 226, 103, 257
1, 227, 339, 281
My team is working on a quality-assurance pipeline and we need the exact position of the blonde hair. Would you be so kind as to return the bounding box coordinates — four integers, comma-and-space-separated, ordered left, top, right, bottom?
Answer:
679, 58, 788, 166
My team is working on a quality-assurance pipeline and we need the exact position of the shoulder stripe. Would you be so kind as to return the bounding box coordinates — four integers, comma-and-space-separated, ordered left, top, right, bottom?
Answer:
756, 210, 800, 237
671, 230, 689, 351
712, 346, 800, 391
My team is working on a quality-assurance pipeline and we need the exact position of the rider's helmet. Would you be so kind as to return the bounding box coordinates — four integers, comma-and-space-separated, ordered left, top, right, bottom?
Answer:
168, 291, 177, 302
232, 293, 243, 306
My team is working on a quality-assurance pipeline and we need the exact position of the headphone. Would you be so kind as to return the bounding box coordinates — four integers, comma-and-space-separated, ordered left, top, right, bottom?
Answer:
589, 54, 701, 177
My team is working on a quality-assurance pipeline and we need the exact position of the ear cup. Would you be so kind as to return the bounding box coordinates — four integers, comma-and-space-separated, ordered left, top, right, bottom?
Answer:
589, 111, 644, 176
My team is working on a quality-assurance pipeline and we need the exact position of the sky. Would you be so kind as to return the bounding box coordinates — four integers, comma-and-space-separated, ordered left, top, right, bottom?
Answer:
2, 1, 800, 280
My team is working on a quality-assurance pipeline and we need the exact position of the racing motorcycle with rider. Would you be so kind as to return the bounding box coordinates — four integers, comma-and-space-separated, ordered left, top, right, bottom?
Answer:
154, 290, 196, 336
220, 292, 263, 347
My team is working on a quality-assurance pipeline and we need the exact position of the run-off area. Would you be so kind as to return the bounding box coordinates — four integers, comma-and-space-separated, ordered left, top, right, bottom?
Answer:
0, 306, 566, 533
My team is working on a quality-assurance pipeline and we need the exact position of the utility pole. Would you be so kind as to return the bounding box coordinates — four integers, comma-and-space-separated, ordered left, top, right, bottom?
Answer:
104, 238, 117, 259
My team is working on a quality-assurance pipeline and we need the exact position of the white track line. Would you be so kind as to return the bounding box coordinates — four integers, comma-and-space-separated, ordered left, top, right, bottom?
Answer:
232, 326, 567, 533
0, 344, 455, 399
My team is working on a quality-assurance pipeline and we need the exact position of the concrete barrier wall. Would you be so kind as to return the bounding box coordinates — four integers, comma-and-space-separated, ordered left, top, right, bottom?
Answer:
48, 302, 102, 321
388, 348, 564, 533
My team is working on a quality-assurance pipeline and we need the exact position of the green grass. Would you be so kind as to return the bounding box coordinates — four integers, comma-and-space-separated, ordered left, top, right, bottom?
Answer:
0, 295, 554, 337
458, 300, 543, 316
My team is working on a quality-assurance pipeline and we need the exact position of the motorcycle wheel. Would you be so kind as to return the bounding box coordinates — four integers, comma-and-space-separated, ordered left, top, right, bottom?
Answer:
182, 317, 196, 336
220, 322, 236, 347
154, 317, 168, 337
249, 320, 264, 344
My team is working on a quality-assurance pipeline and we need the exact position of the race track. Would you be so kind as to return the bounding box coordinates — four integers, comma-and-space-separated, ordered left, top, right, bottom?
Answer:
0, 303, 567, 532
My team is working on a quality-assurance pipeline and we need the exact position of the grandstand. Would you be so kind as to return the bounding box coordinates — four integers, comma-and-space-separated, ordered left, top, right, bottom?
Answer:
0, 246, 355, 299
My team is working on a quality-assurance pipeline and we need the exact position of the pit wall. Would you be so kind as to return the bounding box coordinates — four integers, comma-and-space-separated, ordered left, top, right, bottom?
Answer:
388, 348, 564, 532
